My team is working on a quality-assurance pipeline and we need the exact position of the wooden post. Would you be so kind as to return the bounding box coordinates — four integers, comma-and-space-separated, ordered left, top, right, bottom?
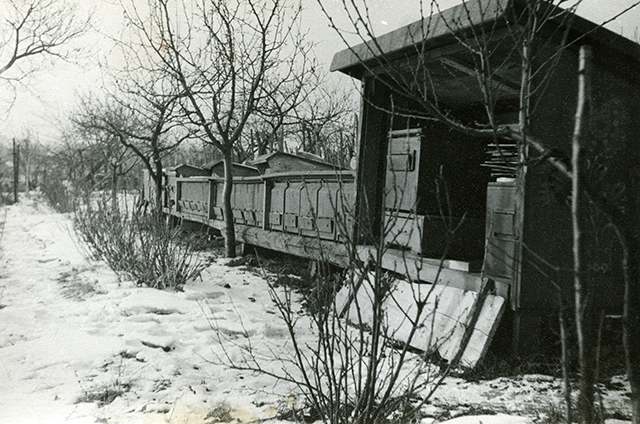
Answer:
355, 77, 390, 245
262, 180, 271, 231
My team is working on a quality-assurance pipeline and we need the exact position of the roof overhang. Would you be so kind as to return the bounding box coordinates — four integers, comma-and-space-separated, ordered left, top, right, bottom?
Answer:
330, 0, 514, 78
330, 0, 640, 81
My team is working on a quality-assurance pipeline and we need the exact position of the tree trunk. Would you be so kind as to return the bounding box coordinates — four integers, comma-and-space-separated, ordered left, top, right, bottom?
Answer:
559, 305, 573, 424
153, 156, 164, 216
111, 163, 119, 208
278, 127, 284, 152
222, 150, 236, 258
572, 45, 597, 424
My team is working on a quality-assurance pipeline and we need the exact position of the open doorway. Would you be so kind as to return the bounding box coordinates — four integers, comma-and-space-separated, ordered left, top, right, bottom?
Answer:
383, 123, 493, 264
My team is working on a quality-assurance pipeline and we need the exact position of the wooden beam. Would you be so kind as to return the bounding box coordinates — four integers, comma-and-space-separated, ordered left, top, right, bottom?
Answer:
438, 57, 520, 96
207, 219, 351, 267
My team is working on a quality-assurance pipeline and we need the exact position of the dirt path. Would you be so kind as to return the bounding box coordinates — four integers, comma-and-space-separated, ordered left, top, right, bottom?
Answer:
0, 198, 119, 422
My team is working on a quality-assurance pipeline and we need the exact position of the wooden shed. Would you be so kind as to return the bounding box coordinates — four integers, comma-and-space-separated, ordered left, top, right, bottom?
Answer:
331, 0, 640, 353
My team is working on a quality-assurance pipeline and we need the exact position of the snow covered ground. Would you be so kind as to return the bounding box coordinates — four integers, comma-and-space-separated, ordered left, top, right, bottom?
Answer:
0, 195, 632, 424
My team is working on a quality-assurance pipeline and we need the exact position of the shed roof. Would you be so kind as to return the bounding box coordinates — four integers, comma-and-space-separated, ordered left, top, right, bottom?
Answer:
330, 0, 640, 79
203, 160, 260, 177
250, 151, 341, 170
169, 164, 210, 177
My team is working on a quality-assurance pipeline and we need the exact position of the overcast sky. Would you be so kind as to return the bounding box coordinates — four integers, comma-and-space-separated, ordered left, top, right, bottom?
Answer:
1, 0, 638, 145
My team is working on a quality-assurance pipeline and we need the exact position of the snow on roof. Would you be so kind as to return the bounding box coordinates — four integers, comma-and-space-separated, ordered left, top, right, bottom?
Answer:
250, 151, 341, 169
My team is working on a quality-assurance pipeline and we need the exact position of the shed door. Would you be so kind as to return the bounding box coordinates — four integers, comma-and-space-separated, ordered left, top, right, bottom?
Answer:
385, 129, 421, 212
483, 182, 517, 282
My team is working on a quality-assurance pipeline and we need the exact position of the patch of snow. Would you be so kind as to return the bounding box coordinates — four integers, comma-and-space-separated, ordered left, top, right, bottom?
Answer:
117, 288, 194, 315
438, 415, 533, 424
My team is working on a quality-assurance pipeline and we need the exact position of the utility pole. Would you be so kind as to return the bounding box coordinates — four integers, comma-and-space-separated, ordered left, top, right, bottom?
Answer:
12, 138, 20, 204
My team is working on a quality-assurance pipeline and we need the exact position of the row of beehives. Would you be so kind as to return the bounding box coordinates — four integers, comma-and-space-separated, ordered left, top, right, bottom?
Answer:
165, 170, 357, 242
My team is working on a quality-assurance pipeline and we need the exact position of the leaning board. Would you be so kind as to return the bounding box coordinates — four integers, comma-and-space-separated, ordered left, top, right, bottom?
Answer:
335, 272, 505, 368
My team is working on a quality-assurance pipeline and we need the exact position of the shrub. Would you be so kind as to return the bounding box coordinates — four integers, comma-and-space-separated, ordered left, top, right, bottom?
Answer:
72, 193, 205, 290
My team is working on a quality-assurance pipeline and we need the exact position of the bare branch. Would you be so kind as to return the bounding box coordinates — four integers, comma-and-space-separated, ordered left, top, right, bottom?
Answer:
0, 0, 90, 79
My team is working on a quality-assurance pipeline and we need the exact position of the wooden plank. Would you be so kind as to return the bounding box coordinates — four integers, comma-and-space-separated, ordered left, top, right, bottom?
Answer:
207, 220, 351, 267
336, 272, 505, 368
359, 245, 478, 290
383, 212, 423, 254
177, 212, 208, 226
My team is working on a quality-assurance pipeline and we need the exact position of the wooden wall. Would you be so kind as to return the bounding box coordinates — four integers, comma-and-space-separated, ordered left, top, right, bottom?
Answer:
520, 40, 640, 315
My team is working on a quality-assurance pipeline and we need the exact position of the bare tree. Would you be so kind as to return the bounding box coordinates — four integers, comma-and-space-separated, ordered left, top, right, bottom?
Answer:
72, 76, 190, 215
239, 121, 283, 161
121, 0, 315, 257
37, 131, 108, 211
236, 81, 356, 164
246, 62, 322, 159
71, 119, 138, 204
231, 72, 321, 162
295, 85, 357, 168
0, 0, 89, 105
571, 44, 595, 424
